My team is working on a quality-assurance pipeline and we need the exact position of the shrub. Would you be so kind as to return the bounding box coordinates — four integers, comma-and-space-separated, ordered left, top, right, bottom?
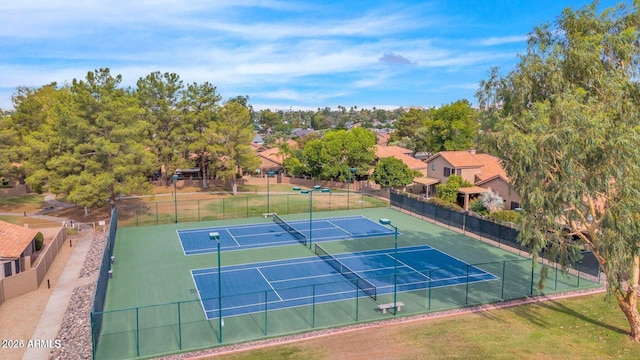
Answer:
429, 197, 464, 211
487, 210, 523, 225
469, 199, 488, 215
35, 232, 44, 251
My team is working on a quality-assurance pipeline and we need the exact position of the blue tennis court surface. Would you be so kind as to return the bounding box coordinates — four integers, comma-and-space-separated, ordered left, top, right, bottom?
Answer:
178, 215, 396, 255
192, 245, 499, 319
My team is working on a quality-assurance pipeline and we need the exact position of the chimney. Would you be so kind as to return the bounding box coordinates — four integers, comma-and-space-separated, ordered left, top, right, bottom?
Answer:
468, 148, 476, 155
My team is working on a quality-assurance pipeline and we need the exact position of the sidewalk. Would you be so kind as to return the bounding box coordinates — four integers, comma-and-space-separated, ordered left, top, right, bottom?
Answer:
22, 230, 96, 360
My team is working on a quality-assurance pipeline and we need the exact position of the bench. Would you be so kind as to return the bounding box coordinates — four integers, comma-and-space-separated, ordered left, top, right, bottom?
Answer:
262, 212, 277, 218
42, 205, 55, 211
377, 302, 404, 314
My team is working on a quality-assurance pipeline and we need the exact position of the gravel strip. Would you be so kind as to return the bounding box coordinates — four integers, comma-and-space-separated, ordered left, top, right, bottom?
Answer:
49, 283, 95, 360
80, 232, 107, 278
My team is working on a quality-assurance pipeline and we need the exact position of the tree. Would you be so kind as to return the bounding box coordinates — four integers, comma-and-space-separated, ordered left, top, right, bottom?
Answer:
24, 68, 156, 213
391, 108, 429, 141
476, 2, 640, 340
209, 100, 260, 194
435, 175, 472, 204
371, 157, 417, 188
301, 128, 376, 181
428, 99, 478, 152
136, 72, 186, 185
180, 82, 221, 188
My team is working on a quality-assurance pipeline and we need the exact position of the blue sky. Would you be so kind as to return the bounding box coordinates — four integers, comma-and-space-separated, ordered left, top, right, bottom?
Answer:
0, 0, 627, 111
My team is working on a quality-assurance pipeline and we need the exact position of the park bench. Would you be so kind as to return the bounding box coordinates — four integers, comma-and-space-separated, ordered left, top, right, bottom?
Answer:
377, 302, 404, 314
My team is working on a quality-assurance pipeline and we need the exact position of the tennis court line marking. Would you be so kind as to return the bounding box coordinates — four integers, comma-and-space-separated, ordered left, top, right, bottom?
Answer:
177, 215, 369, 234
325, 219, 353, 236
256, 268, 283, 301
269, 272, 345, 284
190, 271, 210, 318
225, 228, 240, 246
384, 250, 433, 281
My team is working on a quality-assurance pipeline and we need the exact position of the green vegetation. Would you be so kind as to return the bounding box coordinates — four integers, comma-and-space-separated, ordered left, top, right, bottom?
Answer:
477, 2, 640, 340
435, 175, 472, 204
389, 100, 478, 153
34, 232, 44, 250
208, 293, 640, 360
371, 157, 418, 189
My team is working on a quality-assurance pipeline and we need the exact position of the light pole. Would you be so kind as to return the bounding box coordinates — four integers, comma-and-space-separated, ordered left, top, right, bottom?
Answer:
209, 232, 222, 343
347, 167, 356, 210
296, 185, 329, 250
379, 218, 398, 315
173, 174, 179, 223
267, 170, 275, 213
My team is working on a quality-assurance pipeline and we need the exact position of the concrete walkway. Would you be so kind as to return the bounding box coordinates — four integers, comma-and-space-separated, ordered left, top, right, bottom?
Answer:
22, 230, 96, 360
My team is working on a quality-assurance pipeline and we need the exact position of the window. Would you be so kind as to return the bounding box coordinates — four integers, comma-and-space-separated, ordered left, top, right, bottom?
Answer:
444, 167, 451, 177
3, 262, 12, 277
456, 169, 462, 176
431, 164, 435, 171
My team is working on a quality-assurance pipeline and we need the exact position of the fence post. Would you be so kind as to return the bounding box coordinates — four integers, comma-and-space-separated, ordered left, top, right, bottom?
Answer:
198, 200, 201, 222
501, 261, 506, 300
312, 284, 316, 328
178, 302, 182, 349
530, 260, 535, 295
465, 265, 470, 305
264, 291, 268, 335
155, 202, 158, 225
136, 307, 140, 357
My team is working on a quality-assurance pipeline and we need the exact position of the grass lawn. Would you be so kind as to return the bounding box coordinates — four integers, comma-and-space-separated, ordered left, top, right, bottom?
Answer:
0, 215, 60, 227
0, 194, 48, 213
205, 293, 640, 360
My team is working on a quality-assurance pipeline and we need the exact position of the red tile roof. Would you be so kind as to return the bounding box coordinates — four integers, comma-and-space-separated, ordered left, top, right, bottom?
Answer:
375, 145, 426, 171
427, 150, 509, 183
0, 221, 38, 259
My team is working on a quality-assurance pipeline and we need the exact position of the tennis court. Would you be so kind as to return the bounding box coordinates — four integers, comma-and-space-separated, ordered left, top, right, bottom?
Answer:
94, 207, 601, 360
192, 244, 498, 319
178, 215, 396, 255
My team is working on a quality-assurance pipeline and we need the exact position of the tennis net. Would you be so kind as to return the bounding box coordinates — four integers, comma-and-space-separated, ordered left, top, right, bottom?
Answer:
273, 214, 307, 246
314, 244, 377, 300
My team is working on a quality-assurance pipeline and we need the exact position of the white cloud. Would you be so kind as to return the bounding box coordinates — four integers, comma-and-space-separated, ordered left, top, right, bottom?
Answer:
478, 35, 528, 46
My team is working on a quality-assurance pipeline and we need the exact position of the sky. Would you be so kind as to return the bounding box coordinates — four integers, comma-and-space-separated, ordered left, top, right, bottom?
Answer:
0, 0, 628, 112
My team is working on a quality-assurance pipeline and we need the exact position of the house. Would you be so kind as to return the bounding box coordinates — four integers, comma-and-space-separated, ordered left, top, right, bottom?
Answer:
0, 221, 39, 279
375, 145, 428, 176
417, 149, 521, 210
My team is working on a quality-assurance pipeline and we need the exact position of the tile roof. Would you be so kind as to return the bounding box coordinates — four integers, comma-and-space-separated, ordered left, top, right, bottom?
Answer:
375, 145, 413, 158
472, 153, 509, 182
426, 150, 509, 183
375, 145, 426, 171
0, 221, 39, 259
429, 151, 483, 168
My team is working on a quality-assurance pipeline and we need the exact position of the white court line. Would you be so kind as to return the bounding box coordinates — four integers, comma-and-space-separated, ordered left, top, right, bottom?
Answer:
257, 267, 283, 301
326, 219, 353, 236
269, 272, 340, 284
384, 253, 431, 280
226, 228, 240, 246
190, 270, 209, 318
